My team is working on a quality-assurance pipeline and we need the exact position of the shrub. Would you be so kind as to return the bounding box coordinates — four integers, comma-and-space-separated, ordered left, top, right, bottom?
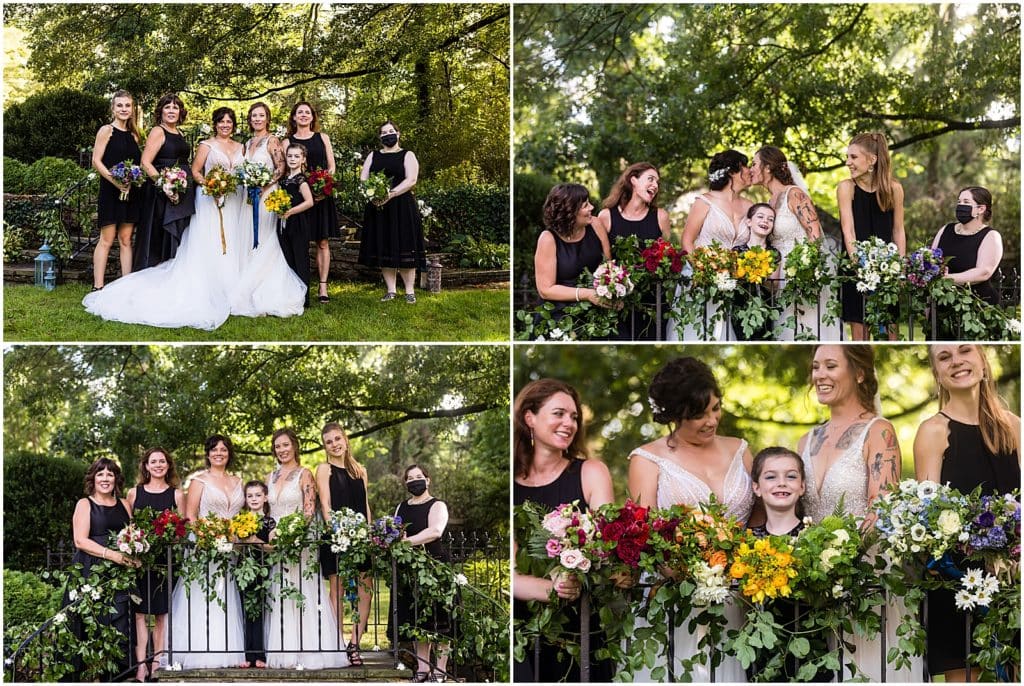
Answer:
4, 222, 29, 262
3, 452, 87, 570
4, 88, 111, 162
418, 183, 509, 248
3, 569, 62, 633
4, 156, 30, 193
445, 235, 509, 270
21, 157, 93, 195
513, 171, 560, 291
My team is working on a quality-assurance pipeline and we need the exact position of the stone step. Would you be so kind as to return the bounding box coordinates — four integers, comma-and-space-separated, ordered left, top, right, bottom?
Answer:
157, 651, 413, 682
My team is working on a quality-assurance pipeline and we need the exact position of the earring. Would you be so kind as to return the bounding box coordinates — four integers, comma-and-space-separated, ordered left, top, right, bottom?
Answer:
868, 165, 874, 173
529, 429, 534, 448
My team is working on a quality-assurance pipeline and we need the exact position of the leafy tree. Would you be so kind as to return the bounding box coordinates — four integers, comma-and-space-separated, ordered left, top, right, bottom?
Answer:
6, 3, 510, 183
514, 4, 1019, 259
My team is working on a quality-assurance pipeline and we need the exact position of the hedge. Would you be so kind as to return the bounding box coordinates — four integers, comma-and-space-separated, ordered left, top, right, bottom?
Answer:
4, 88, 110, 163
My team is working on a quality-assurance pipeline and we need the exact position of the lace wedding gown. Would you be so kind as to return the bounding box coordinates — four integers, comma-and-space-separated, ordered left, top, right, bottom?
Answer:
169, 476, 246, 668
668, 197, 744, 341
771, 187, 842, 341
801, 418, 924, 681
628, 440, 754, 682
265, 470, 347, 669
228, 137, 307, 317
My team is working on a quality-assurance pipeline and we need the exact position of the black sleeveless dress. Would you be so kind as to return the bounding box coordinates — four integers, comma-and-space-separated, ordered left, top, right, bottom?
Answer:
277, 172, 312, 293
926, 413, 1020, 674
97, 126, 142, 227
933, 223, 1001, 339
133, 127, 195, 270
387, 497, 454, 642
541, 225, 605, 327
841, 184, 895, 324
62, 498, 133, 681
287, 133, 340, 240
357, 149, 427, 270
608, 206, 665, 340
132, 485, 177, 615
513, 460, 612, 683
319, 464, 370, 577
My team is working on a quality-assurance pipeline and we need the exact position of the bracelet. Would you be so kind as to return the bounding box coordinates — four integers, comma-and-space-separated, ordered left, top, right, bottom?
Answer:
101, 549, 107, 560
575, 287, 581, 302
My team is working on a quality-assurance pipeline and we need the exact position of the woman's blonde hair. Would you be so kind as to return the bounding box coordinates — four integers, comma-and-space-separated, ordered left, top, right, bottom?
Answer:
929, 345, 1017, 456
321, 422, 367, 481
849, 132, 896, 212
111, 89, 142, 144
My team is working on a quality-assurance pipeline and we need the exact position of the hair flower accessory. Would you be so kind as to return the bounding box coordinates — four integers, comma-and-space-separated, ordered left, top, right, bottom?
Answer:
648, 396, 664, 415
708, 168, 729, 183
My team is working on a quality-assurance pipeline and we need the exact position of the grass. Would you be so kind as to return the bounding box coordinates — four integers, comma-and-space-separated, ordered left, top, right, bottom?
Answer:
3, 282, 510, 342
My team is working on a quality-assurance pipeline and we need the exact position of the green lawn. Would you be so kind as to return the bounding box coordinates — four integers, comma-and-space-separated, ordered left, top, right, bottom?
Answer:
3, 282, 510, 342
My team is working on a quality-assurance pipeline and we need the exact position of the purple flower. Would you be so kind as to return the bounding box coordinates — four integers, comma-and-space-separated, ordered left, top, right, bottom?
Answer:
975, 511, 996, 528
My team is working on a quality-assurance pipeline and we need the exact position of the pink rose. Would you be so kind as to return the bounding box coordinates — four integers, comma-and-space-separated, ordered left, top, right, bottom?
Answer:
559, 548, 585, 570
542, 512, 571, 538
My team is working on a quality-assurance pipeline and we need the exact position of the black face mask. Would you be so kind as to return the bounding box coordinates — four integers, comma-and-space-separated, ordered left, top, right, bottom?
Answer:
955, 204, 977, 224
406, 479, 427, 496
380, 133, 399, 147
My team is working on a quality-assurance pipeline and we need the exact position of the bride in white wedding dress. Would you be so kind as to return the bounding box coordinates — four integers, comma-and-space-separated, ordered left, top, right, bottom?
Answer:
83, 107, 305, 330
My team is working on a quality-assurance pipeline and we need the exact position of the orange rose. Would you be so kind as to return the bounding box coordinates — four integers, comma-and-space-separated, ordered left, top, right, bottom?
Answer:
706, 550, 728, 569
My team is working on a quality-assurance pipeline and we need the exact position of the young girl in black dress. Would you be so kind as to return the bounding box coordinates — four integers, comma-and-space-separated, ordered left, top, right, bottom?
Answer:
315, 422, 372, 667
91, 90, 143, 290
274, 144, 315, 305
238, 480, 276, 669
357, 120, 428, 303
285, 101, 338, 303
126, 447, 184, 682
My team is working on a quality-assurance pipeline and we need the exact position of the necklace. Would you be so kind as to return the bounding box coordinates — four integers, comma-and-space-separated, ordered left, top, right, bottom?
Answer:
954, 223, 984, 236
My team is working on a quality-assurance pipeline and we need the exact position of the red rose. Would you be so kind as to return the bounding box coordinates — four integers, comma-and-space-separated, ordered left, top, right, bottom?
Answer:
602, 520, 626, 542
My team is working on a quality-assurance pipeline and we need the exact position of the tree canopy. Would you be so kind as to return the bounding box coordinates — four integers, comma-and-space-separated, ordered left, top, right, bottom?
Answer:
514, 3, 1020, 252
3, 344, 509, 533
514, 344, 1020, 502
4, 3, 510, 182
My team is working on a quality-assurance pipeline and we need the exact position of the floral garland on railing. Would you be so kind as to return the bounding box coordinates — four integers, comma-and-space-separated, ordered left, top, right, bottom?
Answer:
514, 483, 1020, 682
775, 240, 841, 340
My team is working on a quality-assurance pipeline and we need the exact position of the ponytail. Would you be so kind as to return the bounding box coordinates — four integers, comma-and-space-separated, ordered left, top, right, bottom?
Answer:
850, 132, 895, 212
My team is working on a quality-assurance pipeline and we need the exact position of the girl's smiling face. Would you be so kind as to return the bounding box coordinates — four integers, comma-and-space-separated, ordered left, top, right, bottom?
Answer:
749, 206, 775, 237
285, 147, 305, 171
753, 454, 805, 511
245, 486, 267, 512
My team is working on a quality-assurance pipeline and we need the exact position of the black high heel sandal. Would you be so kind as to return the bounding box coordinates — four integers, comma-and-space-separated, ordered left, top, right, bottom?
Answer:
346, 641, 364, 667
319, 280, 330, 303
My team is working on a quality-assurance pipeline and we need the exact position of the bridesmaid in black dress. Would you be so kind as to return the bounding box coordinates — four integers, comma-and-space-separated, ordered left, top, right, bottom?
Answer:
914, 344, 1021, 682
62, 458, 141, 682
595, 162, 672, 340
532, 183, 614, 337
315, 422, 372, 667
512, 379, 614, 683
276, 144, 315, 306
931, 187, 1004, 340
837, 132, 906, 340
285, 102, 339, 303
91, 90, 143, 290
388, 465, 454, 683
135, 93, 196, 270
357, 121, 427, 303
125, 447, 184, 682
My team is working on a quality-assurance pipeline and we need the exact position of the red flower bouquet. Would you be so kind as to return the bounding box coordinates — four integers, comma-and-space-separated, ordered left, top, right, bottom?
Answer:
307, 168, 335, 200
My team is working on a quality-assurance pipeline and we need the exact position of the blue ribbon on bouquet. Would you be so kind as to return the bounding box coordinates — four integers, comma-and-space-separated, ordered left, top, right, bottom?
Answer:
248, 187, 261, 248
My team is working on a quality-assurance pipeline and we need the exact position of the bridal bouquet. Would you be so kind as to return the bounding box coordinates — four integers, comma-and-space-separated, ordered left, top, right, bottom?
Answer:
790, 514, 864, 602
369, 513, 405, 549
159, 166, 188, 205
235, 161, 273, 195
592, 259, 634, 303
109, 160, 145, 200
521, 500, 603, 588
273, 512, 310, 549
190, 515, 233, 553
873, 479, 971, 563
594, 500, 651, 588
776, 239, 839, 338
732, 245, 780, 338
201, 165, 238, 254
308, 168, 335, 200
729, 536, 797, 604
676, 243, 737, 339
733, 245, 777, 285
360, 170, 390, 204
114, 521, 150, 557
904, 246, 946, 288
959, 491, 1020, 575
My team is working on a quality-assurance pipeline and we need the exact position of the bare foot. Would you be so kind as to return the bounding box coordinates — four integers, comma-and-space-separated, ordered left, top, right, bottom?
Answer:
255, 660, 267, 668
239, 661, 251, 669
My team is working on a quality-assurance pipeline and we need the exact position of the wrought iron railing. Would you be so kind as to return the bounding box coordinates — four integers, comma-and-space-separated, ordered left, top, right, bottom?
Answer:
8, 531, 506, 682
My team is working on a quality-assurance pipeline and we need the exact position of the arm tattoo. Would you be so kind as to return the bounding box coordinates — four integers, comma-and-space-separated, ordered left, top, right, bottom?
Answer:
835, 422, 868, 449
302, 480, 316, 518
870, 452, 899, 483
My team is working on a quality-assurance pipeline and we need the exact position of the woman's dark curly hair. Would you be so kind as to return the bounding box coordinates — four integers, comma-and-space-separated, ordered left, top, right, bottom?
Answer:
542, 183, 591, 238
203, 434, 236, 469
154, 93, 187, 126
708, 150, 748, 191
755, 146, 795, 185
649, 357, 722, 426
211, 107, 237, 133
84, 457, 125, 496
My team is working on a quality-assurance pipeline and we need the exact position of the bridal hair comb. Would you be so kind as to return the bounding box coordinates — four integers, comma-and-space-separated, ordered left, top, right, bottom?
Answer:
648, 396, 665, 416
708, 168, 729, 183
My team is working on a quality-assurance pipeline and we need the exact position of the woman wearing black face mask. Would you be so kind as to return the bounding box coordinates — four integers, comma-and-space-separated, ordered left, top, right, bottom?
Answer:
930, 186, 1004, 339
387, 464, 454, 682
357, 120, 427, 304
